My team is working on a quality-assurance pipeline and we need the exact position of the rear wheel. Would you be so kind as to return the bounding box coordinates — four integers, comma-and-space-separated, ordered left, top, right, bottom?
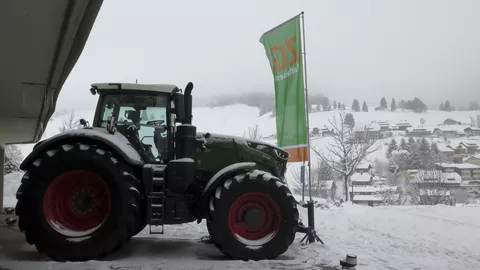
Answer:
15, 143, 142, 261
207, 170, 298, 261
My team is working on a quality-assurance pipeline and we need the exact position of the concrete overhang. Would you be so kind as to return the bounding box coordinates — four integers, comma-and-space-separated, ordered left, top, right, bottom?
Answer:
0, 0, 103, 145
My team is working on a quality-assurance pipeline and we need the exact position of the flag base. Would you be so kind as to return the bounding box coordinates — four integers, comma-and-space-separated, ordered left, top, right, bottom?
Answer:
297, 201, 324, 244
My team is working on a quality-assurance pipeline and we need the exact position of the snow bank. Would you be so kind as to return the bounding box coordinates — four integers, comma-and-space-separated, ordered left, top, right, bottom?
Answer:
3, 172, 23, 208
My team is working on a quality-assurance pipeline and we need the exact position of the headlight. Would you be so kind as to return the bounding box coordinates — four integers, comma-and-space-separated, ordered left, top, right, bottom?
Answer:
247, 141, 289, 160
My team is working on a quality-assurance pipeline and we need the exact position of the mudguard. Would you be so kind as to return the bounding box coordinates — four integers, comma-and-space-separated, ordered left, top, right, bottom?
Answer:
201, 162, 256, 212
20, 127, 144, 170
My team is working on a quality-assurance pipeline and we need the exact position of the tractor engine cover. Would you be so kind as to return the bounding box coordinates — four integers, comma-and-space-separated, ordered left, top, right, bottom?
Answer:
166, 158, 195, 193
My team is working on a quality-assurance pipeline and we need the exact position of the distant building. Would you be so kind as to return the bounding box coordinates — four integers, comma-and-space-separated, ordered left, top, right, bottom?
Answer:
350, 185, 399, 206
396, 121, 412, 131
312, 127, 320, 136
355, 163, 372, 173
464, 127, 480, 137
321, 128, 334, 137
443, 118, 462, 125
350, 172, 373, 186
405, 127, 432, 137
435, 163, 480, 181
436, 143, 455, 162
375, 106, 387, 111
377, 121, 391, 132
464, 155, 480, 166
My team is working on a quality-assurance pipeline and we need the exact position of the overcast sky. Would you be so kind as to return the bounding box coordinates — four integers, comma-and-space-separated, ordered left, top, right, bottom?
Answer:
57, 0, 480, 111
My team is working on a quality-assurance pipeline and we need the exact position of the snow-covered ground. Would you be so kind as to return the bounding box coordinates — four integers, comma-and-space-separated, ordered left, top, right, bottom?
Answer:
3, 105, 480, 269
2, 199, 480, 270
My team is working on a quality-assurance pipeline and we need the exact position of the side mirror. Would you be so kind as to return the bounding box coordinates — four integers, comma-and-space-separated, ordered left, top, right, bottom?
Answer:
79, 119, 87, 126
173, 93, 185, 122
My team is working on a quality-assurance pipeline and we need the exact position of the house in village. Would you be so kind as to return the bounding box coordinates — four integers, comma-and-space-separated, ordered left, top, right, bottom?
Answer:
435, 163, 480, 181
405, 127, 433, 137
396, 121, 412, 131
433, 125, 467, 138
443, 118, 462, 125
459, 142, 479, 154
311, 127, 320, 136
321, 128, 334, 137
350, 185, 400, 206
375, 106, 387, 111
464, 155, 480, 166
464, 127, 480, 137
350, 172, 374, 186
410, 170, 462, 205
355, 163, 373, 173
354, 124, 382, 141
436, 143, 455, 162
377, 121, 391, 132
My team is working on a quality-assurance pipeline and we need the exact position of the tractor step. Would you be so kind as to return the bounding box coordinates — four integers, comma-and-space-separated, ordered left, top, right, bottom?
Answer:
148, 165, 167, 235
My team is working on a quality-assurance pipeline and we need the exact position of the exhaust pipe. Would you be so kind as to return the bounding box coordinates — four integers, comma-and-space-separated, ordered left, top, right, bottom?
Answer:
183, 82, 193, 125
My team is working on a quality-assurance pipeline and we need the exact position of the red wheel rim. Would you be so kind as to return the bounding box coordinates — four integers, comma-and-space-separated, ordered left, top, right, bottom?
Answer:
228, 192, 281, 244
43, 170, 111, 237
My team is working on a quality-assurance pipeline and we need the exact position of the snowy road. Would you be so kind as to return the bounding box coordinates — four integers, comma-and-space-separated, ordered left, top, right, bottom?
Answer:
2, 204, 480, 270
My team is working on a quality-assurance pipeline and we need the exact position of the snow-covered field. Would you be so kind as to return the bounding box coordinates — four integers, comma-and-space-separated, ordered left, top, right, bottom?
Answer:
3, 105, 480, 269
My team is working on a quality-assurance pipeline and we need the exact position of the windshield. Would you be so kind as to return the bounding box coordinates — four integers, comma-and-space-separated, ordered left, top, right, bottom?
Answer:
98, 93, 169, 161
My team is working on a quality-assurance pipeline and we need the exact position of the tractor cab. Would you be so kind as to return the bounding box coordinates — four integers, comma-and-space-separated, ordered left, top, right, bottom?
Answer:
89, 82, 194, 164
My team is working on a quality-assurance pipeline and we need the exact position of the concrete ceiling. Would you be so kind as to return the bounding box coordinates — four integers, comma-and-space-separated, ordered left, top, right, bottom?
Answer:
0, 0, 103, 145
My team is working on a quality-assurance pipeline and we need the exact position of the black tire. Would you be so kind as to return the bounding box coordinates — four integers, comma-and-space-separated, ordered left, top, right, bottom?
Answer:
206, 170, 298, 261
15, 142, 143, 261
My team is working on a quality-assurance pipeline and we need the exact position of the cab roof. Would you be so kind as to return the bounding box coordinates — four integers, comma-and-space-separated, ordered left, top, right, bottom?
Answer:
91, 83, 179, 94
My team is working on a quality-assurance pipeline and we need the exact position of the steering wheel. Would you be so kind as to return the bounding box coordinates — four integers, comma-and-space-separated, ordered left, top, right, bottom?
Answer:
146, 120, 164, 126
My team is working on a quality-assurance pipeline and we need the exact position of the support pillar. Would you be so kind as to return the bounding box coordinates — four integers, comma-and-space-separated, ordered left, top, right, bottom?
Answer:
0, 144, 4, 212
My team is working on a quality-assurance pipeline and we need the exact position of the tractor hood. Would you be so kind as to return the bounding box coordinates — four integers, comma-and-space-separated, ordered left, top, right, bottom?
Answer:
196, 132, 288, 160
195, 131, 289, 179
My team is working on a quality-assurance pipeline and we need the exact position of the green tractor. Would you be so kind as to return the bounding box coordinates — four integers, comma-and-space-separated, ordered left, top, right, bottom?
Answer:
14, 82, 316, 261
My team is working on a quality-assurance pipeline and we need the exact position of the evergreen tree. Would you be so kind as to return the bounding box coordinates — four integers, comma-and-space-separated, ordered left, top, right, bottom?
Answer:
477, 114, 480, 128
320, 97, 331, 111
333, 101, 337, 110
344, 113, 355, 128
391, 98, 396, 111
400, 137, 408, 150
386, 138, 398, 158
408, 136, 416, 151
380, 97, 388, 109
342, 103, 346, 110
444, 100, 452, 111
362, 101, 368, 112
351, 99, 360, 112
439, 102, 445, 111
417, 138, 431, 169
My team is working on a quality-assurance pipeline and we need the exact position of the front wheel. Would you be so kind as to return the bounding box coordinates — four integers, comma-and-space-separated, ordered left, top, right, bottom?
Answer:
206, 170, 298, 261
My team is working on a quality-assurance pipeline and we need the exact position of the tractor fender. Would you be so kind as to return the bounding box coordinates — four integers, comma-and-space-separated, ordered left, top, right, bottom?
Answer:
20, 128, 144, 170
201, 162, 256, 211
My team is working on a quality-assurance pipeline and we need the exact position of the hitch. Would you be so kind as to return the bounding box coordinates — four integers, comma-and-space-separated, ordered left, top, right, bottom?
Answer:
297, 201, 324, 245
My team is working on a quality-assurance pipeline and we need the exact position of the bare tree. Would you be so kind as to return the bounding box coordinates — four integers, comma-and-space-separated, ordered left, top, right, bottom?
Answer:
244, 124, 262, 140
311, 112, 381, 201
407, 170, 454, 205
58, 109, 84, 133
4, 145, 23, 174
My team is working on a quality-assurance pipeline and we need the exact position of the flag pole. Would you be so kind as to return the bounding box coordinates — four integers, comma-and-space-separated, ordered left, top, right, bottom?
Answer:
300, 12, 313, 202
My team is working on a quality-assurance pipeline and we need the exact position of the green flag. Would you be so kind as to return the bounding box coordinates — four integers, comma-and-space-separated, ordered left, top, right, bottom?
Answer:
260, 15, 308, 162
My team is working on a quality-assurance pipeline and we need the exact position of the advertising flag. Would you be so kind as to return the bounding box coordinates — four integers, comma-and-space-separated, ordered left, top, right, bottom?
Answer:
259, 15, 308, 162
